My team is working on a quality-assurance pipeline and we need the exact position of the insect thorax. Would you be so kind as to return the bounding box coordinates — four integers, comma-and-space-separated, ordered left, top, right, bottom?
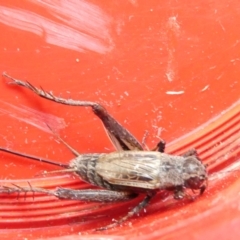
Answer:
158, 156, 207, 189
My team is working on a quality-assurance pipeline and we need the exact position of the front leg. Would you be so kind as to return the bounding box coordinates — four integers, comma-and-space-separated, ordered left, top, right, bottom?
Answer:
152, 140, 166, 153
3, 73, 143, 151
173, 186, 202, 200
173, 186, 185, 200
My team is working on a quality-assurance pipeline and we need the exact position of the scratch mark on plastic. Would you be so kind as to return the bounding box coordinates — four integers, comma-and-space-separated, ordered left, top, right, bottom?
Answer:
0, 1, 113, 54
165, 16, 181, 82
0, 101, 66, 133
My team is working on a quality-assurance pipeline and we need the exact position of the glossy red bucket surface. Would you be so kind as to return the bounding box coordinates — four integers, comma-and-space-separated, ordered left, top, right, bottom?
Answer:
0, 1, 239, 239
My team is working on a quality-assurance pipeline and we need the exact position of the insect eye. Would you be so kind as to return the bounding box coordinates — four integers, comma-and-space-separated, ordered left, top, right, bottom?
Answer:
185, 176, 205, 190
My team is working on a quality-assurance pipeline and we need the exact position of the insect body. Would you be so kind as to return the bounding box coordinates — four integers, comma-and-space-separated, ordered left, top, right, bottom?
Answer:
0, 73, 208, 230
73, 151, 206, 193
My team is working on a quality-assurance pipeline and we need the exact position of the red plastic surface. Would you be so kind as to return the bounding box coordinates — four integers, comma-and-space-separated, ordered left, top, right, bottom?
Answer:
0, 1, 239, 239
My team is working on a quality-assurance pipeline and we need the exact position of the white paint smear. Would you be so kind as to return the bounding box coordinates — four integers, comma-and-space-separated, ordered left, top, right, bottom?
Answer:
0, 0, 113, 53
200, 85, 210, 92
165, 16, 181, 82
0, 101, 66, 133
166, 91, 184, 95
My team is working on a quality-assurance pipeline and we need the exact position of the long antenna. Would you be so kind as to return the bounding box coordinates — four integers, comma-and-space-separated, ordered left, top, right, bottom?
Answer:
0, 147, 69, 168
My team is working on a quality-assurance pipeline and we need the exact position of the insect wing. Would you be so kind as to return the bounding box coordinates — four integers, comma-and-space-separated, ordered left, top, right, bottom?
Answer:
96, 152, 161, 189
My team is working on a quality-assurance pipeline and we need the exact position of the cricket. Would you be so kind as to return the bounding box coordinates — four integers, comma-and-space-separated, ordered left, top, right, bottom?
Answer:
0, 72, 208, 230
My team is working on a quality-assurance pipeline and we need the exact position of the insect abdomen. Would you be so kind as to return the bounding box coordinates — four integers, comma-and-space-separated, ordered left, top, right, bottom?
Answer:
69, 154, 113, 189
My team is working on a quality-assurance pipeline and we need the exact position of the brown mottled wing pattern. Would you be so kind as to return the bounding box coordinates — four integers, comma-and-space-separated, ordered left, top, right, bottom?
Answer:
96, 151, 161, 189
